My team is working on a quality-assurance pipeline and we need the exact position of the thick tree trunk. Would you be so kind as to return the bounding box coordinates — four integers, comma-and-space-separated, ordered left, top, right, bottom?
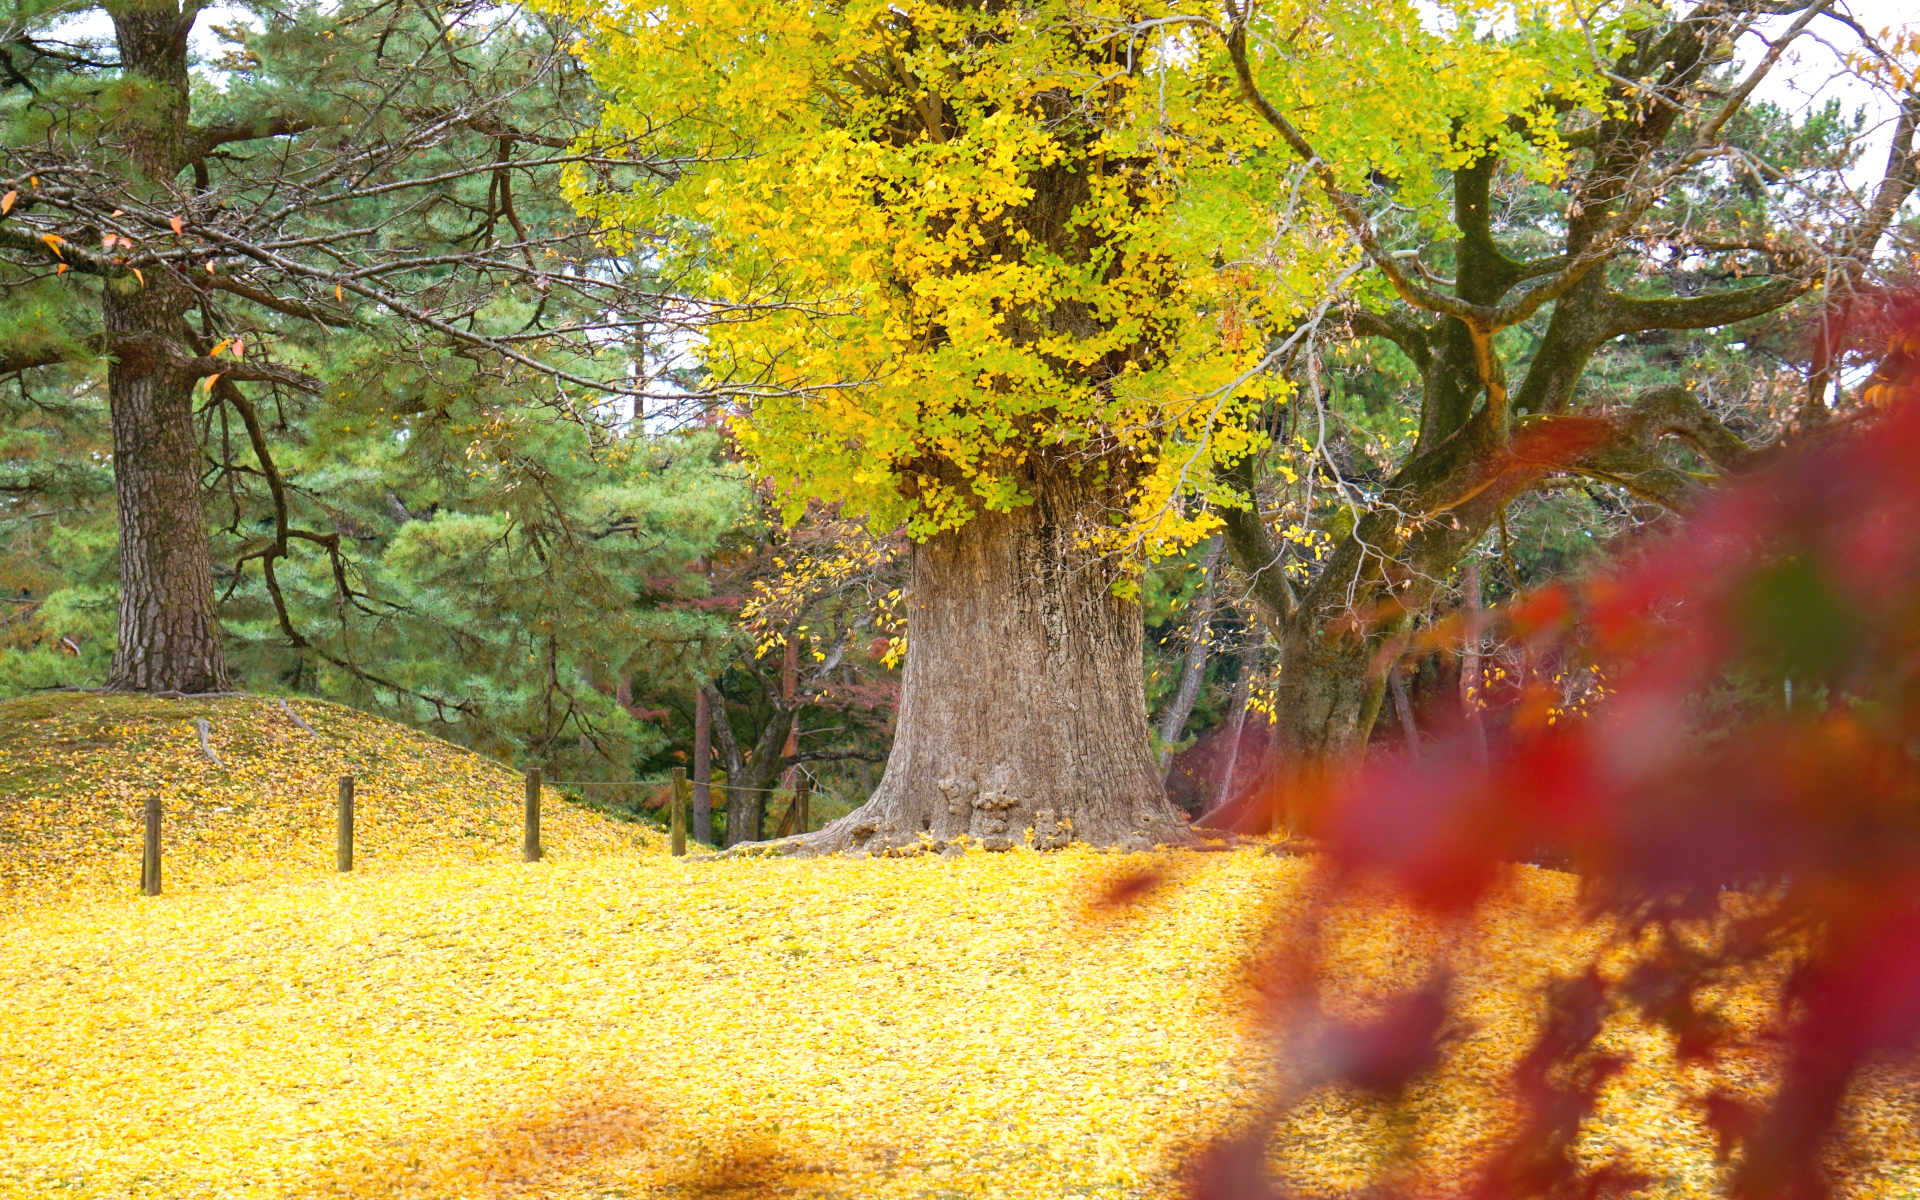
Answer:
102, 2, 229, 693
804, 464, 1188, 853
1271, 622, 1376, 765
724, 755, 767, 846
103, 281, 228, 693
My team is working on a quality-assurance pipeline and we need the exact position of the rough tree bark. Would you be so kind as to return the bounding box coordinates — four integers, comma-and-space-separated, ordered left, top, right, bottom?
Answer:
794, 461, 1189, 854
101, 1, 230, 693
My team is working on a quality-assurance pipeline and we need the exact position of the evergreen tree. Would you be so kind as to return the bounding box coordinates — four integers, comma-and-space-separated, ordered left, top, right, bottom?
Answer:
2, 0, 753, 773
0, 0, 706, 693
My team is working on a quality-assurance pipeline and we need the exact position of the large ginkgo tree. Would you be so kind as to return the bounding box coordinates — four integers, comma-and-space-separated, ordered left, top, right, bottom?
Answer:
562, 0, 1600, 849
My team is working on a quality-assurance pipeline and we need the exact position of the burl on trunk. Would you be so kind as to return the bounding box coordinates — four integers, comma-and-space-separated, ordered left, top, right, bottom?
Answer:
809, 462, 1189, 853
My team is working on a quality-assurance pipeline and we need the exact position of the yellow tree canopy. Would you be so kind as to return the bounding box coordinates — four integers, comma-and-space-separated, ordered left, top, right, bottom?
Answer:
562, 0, 1604, 561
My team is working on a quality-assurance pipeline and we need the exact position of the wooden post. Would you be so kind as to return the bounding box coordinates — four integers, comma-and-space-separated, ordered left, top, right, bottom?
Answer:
775, 776, 812, 839
523, 767, 542, 862
336, 776, 355, 872
669, 767, 688, 857
141, 794, 161, 896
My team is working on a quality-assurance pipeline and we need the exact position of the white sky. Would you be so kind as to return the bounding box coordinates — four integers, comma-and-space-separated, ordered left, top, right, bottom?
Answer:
1747, 0, 1916, 176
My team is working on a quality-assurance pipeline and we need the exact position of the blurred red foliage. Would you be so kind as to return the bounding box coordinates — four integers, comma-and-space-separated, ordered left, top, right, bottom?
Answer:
1185, 304, 1920, 1199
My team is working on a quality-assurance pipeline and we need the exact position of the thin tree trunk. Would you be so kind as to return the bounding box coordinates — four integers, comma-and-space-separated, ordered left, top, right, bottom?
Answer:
693, 684, 713, 845
703, 679, 787, 847
1389, 660, 1421, 760
1155, 538, 1224, 776
1212, 649, 1257, 814
724, 708, 787, 847
102, 1, 229, 694
803, 462, 1188, 853
778, 636, 799, 791
1461, 560, 1488, 762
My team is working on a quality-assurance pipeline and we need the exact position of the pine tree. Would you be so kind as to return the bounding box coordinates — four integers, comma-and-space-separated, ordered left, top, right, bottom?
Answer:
1, 0, 701, 692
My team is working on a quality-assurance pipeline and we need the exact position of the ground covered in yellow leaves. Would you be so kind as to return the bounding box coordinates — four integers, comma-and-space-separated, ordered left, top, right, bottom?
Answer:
3, 698, 1917, 1198
0, 693, 654, 912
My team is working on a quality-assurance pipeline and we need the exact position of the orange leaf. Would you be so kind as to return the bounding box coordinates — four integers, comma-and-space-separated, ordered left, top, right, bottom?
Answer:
335, 284, 344, 301
40, 233, 64, 258
170, 215, 184, 236
232, 340, 246, 358
210, 339, 232, 358
1, 191, 15, 215
132, 269, 145, 287
56, 263, 67, 275
203, 373, 222, 393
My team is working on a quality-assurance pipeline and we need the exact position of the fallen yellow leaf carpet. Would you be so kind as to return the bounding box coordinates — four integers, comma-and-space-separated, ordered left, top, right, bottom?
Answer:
2, 696, 1916, 1198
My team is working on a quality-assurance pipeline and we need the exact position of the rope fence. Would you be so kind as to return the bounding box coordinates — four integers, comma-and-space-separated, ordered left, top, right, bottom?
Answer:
133, 765, 842, 895
542, 780, 828, 795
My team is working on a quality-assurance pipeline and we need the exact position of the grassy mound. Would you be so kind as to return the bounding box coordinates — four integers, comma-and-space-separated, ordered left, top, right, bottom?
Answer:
0, 693, 658, 911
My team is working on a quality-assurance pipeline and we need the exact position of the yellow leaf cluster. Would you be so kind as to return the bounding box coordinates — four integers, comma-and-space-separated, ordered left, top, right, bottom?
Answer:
561, 0, 1340, 559
556, 0, 1618, 567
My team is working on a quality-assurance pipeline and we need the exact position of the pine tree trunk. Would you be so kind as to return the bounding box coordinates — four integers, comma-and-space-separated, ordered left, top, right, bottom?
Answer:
805, 464, 1188, 853
103, 279, 228, 693
102, 2, 230, 694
